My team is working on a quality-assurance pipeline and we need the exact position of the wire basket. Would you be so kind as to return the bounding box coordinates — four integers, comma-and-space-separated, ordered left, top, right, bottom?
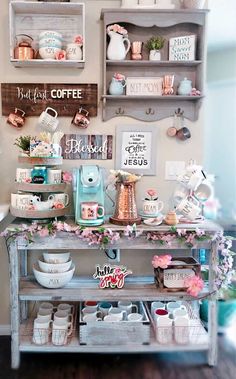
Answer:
20, 301, 78, 346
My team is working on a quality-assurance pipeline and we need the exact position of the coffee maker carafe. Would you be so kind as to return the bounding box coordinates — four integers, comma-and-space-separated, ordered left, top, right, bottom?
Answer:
73, 165, 105, 226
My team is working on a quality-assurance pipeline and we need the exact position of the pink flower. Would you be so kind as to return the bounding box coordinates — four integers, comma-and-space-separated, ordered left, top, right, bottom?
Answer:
113, 73, 126, 81
107, 24, 128, 36
55, 50, 66, 60
184, 275, 204, 297
74, 35, 83, 45
38, 228, 49, 237
147, 189, 157, 198
55, 222, 64, 231
152, 254, 172, 269
62, 171, 72, 183
24, 177, 32, 183
53, 201, 64, 209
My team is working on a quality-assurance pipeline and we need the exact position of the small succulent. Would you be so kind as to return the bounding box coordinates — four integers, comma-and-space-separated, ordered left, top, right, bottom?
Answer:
146, 36, 165, 51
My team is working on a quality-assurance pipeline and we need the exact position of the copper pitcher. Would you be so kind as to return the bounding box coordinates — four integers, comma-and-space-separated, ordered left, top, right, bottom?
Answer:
14, 34, 35, 60
110, 181, 142, 225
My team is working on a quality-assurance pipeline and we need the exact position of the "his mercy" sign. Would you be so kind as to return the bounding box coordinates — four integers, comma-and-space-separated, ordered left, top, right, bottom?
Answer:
61, 134, 113, 160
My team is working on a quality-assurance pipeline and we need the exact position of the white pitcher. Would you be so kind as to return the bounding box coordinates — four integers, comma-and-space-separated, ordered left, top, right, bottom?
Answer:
107, 31, 131, 60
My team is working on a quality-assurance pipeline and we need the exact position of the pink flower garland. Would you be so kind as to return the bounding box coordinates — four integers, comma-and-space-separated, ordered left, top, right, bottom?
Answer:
184, 275, 204, 297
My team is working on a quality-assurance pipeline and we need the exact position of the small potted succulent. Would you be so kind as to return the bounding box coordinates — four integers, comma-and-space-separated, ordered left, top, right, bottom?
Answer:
146, 36, 165, 61
14, 135, 35, 156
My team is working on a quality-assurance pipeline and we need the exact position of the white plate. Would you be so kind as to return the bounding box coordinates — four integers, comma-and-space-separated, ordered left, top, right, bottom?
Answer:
143, 217, 163, 226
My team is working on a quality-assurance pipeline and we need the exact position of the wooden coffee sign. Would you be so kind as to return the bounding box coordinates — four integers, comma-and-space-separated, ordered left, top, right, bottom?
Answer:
61, 134, 113, 160
1, 83, 98, 116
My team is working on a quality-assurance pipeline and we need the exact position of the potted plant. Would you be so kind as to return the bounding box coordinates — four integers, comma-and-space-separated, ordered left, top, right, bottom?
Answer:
145, 36, 165, 61
14, 135, 34, 156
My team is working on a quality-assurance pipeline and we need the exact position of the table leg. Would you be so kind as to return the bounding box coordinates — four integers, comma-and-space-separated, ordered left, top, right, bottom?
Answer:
20, 249, 28, 321
8, 242, 20, 369
208, 240, 218, 366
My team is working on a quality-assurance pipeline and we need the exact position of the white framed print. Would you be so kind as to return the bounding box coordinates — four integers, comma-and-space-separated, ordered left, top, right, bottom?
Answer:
115, 125, 157, 175
169, 35, 196, 61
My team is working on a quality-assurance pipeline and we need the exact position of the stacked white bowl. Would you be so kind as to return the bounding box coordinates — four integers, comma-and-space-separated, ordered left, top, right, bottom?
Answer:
39, 31, 63, 60
33, 252, 75, 288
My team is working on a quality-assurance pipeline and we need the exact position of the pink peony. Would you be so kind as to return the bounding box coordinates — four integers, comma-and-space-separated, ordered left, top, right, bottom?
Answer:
184, 275, 204, 297
62, 171, 72, 183
145, 188, 158, 200
53, 202, 64, 209
113, 72, 126, 81
55, 50, 66, 61
152, 254, 172, 269
74, 35, 83, 45
38, 228, 49, 237
107, 24, 128, 36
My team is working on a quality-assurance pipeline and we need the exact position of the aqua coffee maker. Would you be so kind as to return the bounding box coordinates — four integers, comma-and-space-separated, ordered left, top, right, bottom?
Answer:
73, 165, 105, 226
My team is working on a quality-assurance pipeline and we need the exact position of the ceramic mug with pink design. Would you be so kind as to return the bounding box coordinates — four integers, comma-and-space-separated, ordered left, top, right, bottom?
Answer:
81, 202, 104, 220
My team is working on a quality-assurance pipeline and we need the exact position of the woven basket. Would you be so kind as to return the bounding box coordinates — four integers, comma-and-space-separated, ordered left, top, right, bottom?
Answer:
182, 0, 205, 9
154, 256, 201, 292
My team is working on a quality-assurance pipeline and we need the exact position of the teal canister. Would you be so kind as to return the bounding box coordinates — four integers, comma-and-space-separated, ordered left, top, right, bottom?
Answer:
31, 166, 47, 184
177, 77, 193, 95
109, 78, 125, 95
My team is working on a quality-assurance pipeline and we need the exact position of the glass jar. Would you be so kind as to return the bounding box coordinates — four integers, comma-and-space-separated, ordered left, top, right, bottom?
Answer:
31, 166, 47, 184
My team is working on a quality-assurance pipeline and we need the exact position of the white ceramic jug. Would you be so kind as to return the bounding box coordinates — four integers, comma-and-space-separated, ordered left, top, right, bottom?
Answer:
107, 31, 131, 60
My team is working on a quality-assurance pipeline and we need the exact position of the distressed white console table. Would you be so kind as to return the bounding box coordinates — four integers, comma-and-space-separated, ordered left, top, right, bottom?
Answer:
4, 218, 221, 369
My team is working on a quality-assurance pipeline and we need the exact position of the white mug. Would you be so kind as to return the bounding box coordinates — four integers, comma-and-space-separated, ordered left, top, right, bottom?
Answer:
103, 315, 121, 322
33, 199, 54, 211
174, 316, 190, 344
57, 303, 74, 314
83, 301, 98, 311
186, 172, 204, 191
66, 43, 82, 60
47, 169, 62, 184
83, 314, 102, 322
142, 200, 164, 216
54, 310, 73, 324
176, 196, 201, 221
118, 301, 138, 315
33, 318, 52, 345
39, 302, 55, 313
127, 313, 143, 322
156, 317, 173, 344
151, 301, 165, 317
166, 301, 182, 314
48, 193, 69, 206
52, 319, 72, 346
16, 168, 32, 183
194, 180, 213, 202
173, 186, 189, 206
38, 107, 59, 132
37, 308, 52, 322
173, 308, 189, 319
108, 307, 126, 321
51, 144, 62, 157
98, 302, 112, 316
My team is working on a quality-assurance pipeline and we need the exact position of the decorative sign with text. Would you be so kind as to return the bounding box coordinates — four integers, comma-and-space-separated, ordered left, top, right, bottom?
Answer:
116, 125, 156, 175
61, 134, 113, 160
93, 264, 132, 289
1, 83, 97, 116
126, 77, 163, 96
169, 35, 196, 61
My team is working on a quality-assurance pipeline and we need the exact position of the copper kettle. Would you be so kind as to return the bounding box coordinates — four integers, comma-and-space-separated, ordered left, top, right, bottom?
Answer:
14, 34, 35, 60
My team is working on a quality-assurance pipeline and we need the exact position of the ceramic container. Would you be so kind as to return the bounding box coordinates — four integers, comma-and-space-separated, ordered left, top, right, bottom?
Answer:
33, 263, 75, 288
43, 252, 71, 264
38, 259, 72, 273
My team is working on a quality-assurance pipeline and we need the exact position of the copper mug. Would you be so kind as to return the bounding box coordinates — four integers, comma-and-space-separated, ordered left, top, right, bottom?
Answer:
131, 41, 143, 60
7, 108, 26, 128
14, 35, 35, 60
72, 108, 90, 129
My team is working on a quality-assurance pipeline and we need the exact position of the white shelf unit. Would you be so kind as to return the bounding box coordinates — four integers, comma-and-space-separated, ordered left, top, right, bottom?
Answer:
9, 1, 85, 68
5, 220, 221, 369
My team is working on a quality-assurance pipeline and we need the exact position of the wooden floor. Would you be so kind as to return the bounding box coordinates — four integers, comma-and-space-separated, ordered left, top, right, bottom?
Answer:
0, 336, 235, 379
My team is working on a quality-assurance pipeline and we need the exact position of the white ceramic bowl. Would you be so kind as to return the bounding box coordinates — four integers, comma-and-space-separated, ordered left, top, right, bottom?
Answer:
39, 41, 62, 49
43, 252, 70, 264
33, 263, 75, 288
38, 258, 72, 273
39, 31, 62, 40
39, 46, 61, 60
39, 37, 62, 47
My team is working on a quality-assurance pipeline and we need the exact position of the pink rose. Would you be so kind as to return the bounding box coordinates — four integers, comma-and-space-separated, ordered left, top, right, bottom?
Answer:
113, 73, 126, 81
152, 254, 172, 269
74, 35, 83, 45
62, 171, 72, 183
38, 228, 49, 237
55, 50, 66, 61
53, 202, 64, 209
184, 275, 204, 297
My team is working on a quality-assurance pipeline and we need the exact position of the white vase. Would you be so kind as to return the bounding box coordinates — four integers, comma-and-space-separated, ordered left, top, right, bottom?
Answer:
66, 43, 82, 60
107, 31, 131, 60
149, 49, 161, 61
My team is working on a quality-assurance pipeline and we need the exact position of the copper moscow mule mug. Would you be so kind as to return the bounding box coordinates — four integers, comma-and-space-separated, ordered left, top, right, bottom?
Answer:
72, 108, 90, 129
7, 108, 26, 128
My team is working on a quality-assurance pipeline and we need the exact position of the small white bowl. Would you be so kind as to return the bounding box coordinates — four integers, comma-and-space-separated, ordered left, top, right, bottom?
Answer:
33, 263, 75, 289
43, 252, 70, 264
39, 46, 61, 60
38, 258, 72, 273
39, 31, 62, 40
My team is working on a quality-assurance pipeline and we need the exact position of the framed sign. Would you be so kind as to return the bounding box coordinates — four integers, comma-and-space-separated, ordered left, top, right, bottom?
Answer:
115, 125, 157, 175
61, 134, 113, 160
126, 77, 163, 96
169, 35, 196, 61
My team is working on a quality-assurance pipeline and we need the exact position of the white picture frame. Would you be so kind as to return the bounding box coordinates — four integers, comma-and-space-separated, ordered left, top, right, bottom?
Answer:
169, 35, 196, 61
115, 125, 157, 175
126, 77, 163, 96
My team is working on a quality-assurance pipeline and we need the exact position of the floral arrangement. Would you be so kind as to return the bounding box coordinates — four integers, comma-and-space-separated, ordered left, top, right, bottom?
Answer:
107, 24, 128, 36
113, 73, 126, 82
55, 50, 66, 61
152, 254, 172, 269
109, 169, 142, 184
62, 171, 73, 183
147, 227, 211, 247
14, 135, 36, 154
144, 188, 158, 201
74, 35, 83, 46
190, 87, 201, 96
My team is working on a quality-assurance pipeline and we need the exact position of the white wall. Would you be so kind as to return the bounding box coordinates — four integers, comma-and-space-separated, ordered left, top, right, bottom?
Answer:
0, 0, 205, 326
